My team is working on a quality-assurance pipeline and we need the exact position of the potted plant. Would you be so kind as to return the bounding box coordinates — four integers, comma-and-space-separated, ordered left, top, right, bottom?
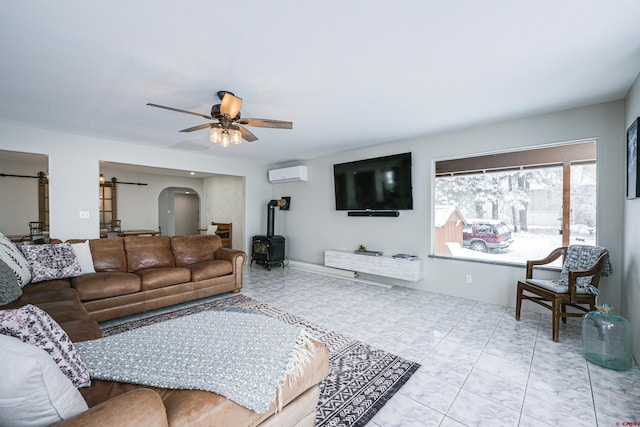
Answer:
357, 244, 366, 252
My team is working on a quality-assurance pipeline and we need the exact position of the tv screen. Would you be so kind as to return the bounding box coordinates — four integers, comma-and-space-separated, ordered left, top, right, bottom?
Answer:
333, 152, 413, 211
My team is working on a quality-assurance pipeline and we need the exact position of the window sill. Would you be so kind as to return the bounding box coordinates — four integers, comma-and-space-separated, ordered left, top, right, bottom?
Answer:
428, 254, 562, 272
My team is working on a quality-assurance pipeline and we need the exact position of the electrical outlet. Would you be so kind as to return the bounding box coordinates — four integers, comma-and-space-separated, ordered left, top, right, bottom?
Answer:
465, 274, 472, 284
79, 211, 90, 219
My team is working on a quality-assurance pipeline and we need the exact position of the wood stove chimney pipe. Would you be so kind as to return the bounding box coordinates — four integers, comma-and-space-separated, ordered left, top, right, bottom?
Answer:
267, 198, 288, 236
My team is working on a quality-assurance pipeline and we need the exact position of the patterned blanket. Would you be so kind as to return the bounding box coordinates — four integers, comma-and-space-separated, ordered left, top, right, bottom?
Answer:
75, 308, 314, 413
559, 245, 612, 295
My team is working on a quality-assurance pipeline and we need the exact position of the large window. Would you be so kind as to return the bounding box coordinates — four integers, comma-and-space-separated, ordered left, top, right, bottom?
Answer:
434, 141, 596, 265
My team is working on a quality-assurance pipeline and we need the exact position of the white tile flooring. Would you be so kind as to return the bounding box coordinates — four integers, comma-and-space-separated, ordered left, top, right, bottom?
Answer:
238, 265, 639, 427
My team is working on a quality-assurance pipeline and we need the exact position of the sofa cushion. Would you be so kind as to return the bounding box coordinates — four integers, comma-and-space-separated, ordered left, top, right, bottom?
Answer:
57, 388, 169, 427
37, 299, 95, 323
171, 235, 221, 267
88, 237, 127, 272
0, 304, 90, 387
72, 272, 141, 301
0, 259, 22, 305
125, 236, 175, 272
0, 232, 32, 287
19, 243, 82, 283
22, 278, 72, 295
0, 334, 88, 426
59, 319, 102, 343
188, 259, 233, 282
137, 267, 192, 291
2, 287, 80, 309
0, 286, 101, 345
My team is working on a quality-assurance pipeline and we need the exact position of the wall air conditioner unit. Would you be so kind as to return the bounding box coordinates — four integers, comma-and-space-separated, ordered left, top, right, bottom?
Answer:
268, 166, 308, 183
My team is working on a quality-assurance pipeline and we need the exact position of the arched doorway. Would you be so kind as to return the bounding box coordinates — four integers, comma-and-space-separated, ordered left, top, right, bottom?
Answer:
158, 187, 200, 236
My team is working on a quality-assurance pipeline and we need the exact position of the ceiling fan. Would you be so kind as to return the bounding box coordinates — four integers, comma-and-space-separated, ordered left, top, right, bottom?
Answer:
147, 91, 293, 147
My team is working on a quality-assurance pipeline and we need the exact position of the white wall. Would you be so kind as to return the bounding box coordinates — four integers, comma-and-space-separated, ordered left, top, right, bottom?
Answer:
0, 121, 272, 250
624, 71, 640, 362
0, 100, 630, 336
0, 156, 47, 235
202, 175, 245, 250
100, 166, 205, 232
271, 101, 625, 309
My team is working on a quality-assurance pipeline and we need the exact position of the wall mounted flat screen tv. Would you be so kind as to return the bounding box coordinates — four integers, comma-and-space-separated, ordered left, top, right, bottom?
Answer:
333, 152, 413, 211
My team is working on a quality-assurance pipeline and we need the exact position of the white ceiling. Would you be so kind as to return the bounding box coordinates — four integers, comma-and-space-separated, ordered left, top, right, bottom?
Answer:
1, 1, 640, 165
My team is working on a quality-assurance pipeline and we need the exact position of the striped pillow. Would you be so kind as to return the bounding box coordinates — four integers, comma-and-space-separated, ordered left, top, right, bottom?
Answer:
0, 232, 32, 287
0, 259, 22, 305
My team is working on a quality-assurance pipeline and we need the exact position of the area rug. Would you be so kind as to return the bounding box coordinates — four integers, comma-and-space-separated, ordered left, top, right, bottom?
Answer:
101, 294, 420, 427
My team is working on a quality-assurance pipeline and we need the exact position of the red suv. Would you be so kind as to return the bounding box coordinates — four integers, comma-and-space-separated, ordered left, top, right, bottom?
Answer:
462, 220, 513, 253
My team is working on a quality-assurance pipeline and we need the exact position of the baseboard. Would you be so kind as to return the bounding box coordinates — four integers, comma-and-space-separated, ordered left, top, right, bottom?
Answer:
287, 260, 393, 288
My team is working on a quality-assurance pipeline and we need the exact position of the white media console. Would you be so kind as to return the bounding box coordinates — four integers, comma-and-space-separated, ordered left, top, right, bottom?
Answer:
324, 249, 423, 282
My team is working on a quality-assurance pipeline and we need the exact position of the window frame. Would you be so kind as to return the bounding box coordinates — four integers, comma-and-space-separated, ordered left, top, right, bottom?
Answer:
432, 140, 597, 263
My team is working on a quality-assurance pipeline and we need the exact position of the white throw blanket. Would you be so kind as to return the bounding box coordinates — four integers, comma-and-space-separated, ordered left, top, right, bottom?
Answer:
75, 308, 315, 413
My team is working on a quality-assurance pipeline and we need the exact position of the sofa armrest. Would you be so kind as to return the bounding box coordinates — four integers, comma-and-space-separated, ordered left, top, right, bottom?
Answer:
54, 389, 168, 427
214, 247, 247, 264
214, 248, 247, 291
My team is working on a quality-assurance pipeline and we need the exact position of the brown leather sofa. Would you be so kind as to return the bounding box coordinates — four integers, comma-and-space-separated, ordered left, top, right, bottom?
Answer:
1, 236, 330, 426
22, 235, 247, 322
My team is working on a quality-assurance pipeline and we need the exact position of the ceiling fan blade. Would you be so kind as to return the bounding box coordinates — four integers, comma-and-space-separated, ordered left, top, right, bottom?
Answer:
238, 125, 258, 142
147, 103, 212, 120
179, 123, 216, 133
237, 118, 293, 129
220, 93, 242, 119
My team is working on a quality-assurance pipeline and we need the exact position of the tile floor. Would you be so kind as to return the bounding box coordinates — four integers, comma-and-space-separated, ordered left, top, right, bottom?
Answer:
238, 265, 639, 427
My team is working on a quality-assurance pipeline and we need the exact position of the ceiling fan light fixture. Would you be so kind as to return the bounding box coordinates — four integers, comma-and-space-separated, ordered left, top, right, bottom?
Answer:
148, 90, 292, 147
210, 126, 221, 143
220, 93, 242, 119
220, 130, 231, 148
232, 129, 242, 145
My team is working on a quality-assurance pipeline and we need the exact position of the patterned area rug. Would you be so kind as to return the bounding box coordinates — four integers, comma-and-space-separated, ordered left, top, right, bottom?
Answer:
102, 294, 420, 427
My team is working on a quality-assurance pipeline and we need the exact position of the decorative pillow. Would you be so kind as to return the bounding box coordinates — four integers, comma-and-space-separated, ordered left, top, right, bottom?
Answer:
0, 334, 88, 426
0, 232, 32, 287
19, 242, 82, 283
71, 240, 96, 275
0, 259, 22, 305
0, 304, 90, 387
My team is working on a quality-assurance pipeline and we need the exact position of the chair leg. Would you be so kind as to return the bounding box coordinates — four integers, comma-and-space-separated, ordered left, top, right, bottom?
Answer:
515, 284, 522, 320
561, 304, 567, 324
552, 297, 560, 342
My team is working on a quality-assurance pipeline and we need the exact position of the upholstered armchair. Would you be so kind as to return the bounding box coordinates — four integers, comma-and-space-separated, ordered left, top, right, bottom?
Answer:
515, 245, 612, 341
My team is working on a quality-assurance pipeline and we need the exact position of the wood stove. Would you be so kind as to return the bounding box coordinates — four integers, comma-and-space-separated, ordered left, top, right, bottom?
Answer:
251, 198, 289, 270
251, 235, 285, 270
